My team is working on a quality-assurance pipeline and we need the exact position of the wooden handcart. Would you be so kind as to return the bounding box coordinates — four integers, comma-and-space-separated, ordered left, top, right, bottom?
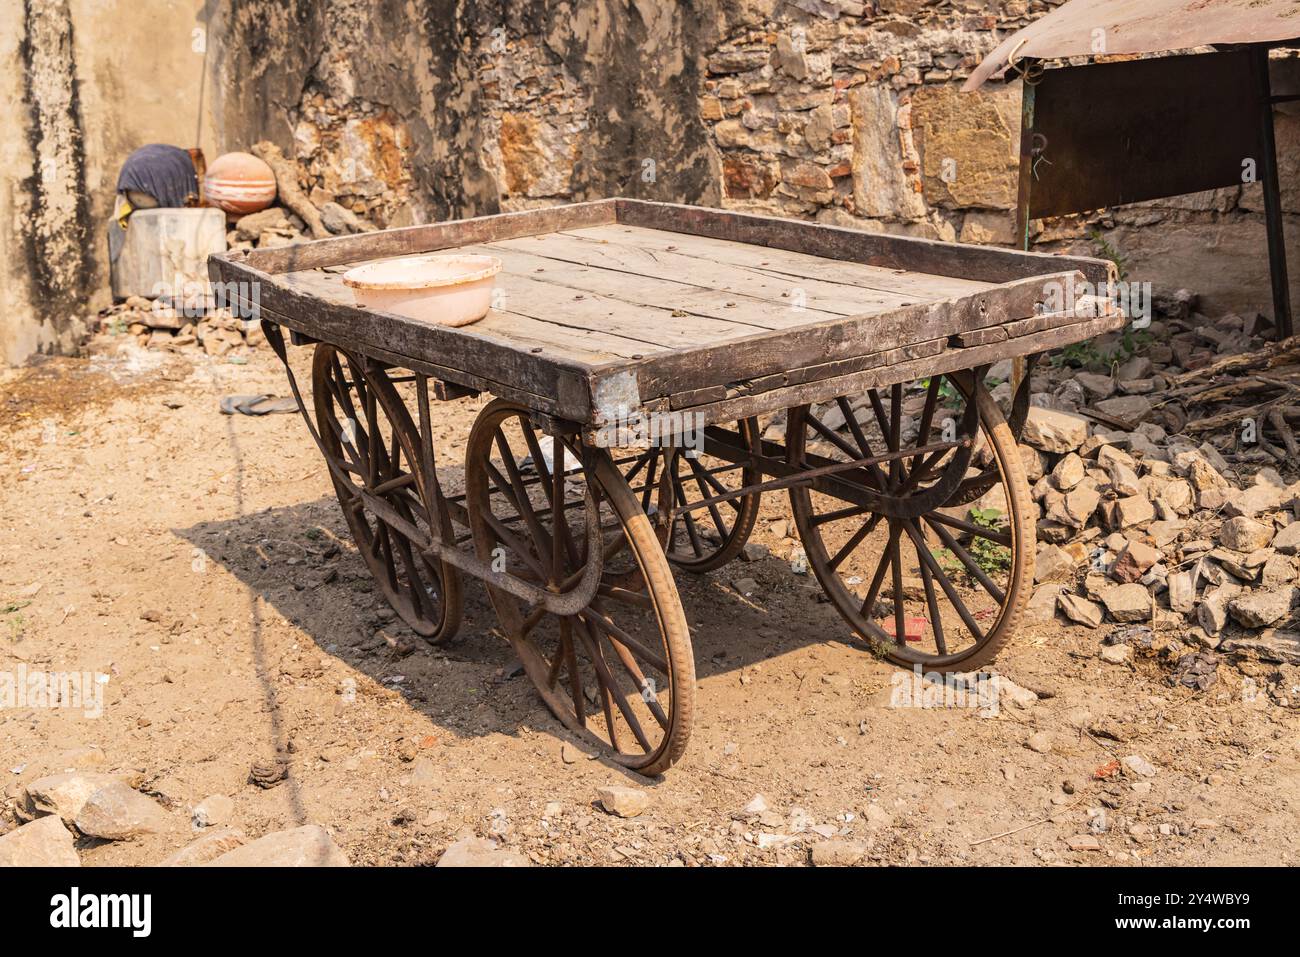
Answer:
210, 199, 1122, 775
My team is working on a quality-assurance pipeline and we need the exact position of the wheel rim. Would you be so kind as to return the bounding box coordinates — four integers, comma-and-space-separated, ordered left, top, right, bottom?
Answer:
312, 344, 461, 642
616, 419, 762, 572
466, 400, 693, 774
787, 374, 1032, 671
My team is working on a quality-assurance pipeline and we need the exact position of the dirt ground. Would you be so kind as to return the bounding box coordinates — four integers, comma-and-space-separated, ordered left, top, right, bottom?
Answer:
2, 335, 1297, 867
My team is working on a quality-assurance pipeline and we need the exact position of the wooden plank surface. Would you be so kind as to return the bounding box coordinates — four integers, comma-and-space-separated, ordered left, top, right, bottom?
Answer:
275, 221, 1006, 362
613, 272, 1075, 402
279, 267, 656, 363
459, 243, 841, 330
237, 199, 618, 275
616, 199, 1118, 288
483, 230, 924, 317
559, 225, 992, 301
214, 198, 1123, 428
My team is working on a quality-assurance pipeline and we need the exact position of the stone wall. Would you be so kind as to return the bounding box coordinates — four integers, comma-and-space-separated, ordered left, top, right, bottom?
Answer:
687, 0, 1300, 320
3, 0, 1298, 365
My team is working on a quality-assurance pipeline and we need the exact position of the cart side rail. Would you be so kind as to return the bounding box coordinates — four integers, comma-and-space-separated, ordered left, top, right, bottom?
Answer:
207, 255, 597, 422
583, 269, 1117, 422
616, 199, 1118, 289
639, 305, 1124, 431
218, 199, 621, 276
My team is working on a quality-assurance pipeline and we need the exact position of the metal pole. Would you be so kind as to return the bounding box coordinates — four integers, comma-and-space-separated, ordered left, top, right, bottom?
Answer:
1011, 73, 1038, 391
1253, 47, 1293, 340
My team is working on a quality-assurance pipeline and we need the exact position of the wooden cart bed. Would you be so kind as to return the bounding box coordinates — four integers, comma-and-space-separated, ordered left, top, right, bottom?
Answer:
212, 198, 1122, 431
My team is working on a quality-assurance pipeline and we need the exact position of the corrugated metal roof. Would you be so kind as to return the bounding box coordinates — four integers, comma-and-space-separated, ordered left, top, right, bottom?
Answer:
963, 0, 1300, 90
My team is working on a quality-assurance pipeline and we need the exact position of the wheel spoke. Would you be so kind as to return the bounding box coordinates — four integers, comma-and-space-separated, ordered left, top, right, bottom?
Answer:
641, 448, 661, 514
493, 430, 556, 576
388, 521, 430, 618
575, 622, 652, 752
550, 436, 567, 584
903, 520, 985, 642
828, 513, 881, 571
954, 468, 1001, 498
925, 511, 1013, 547
867, 389, 891, 450
889, 383, 903, 483
371, 471, 416, 497
479, 507, 549, 581
580, 615, 666, 735
807, 411, 863, 461
916, 376, 942, 447
925, 516, 1006, 604
917, 539, 948, 655
561, 618, 585, 727
671, 466, 706, 557
623, 449, 653, 486
812, 503, 871, 527
685, 455, 731, 542
890, 525, 907, 646
364, 380, 381, 487
597, 583, 653, 608
859, 522, 900, 618
583, 604, 669, 673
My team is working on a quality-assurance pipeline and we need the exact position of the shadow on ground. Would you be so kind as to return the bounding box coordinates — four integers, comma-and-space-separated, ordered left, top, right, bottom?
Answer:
174, 491, 858, 773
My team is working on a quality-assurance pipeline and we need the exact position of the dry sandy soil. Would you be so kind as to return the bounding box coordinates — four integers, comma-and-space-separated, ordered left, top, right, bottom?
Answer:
1, 335, 1297, 866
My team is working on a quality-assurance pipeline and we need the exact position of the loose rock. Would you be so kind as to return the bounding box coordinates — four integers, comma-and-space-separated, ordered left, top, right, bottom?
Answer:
597, 785, 650, 818
159, 827, 248, 866
1059, 593, 1104, 628
1220, 517, 1273, 552
1101, 584, 1151, 623
192, 794, 235, 829
436, 835, 529, 867
74, 781, 170, 840
21, 772, 132, 824
1228, 588, 1296, 629
0, 815, 80, 867
810, 840, 867, 866
1023, 407, 1089, 453
207, 825, 349, 866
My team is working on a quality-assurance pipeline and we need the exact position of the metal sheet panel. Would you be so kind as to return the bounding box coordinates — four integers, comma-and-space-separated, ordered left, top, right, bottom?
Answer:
1026, 51, 1263, 218
965, 0, 1300, 91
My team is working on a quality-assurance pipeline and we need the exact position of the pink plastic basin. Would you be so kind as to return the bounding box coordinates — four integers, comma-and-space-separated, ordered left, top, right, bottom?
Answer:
343, 254, 502, 327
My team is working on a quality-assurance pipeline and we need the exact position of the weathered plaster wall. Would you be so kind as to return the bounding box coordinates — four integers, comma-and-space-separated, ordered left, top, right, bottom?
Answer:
2, 0, 218, 365
1, 0, 39, 365
211, 0, 723, 227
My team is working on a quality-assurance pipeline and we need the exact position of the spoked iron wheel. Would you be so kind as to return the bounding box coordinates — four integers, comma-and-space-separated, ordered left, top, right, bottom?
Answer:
616, 419, 763, 572
787, 372, 1032, 671
466, 400, 694, 775
312, 344, 462, 642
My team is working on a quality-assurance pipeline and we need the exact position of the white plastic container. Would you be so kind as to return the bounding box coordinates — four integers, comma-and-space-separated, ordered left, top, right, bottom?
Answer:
343, 254, 502, 327
110, 207, 228, 300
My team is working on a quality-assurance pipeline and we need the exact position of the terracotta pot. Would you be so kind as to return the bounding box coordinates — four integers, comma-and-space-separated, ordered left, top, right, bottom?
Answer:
204, 152, 276, 214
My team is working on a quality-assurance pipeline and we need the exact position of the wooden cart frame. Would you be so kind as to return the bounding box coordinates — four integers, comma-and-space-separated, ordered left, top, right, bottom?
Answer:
211, 199, 1122, 774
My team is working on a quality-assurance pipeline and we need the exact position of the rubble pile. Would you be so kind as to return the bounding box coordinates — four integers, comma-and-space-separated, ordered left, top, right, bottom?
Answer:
1014, 299, 1300, 679
98, 149, 376, 356
99, 295, 265, 357
780, 292, 1300, 686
